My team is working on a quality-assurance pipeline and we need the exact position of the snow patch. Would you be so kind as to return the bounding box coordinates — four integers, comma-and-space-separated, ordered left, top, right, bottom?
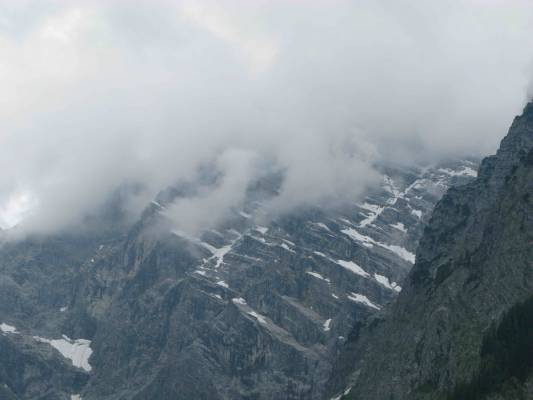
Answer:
232, 298, 269, 325
255, 226, 268, 235
341, 228, 374, 248
172, 229, 240, 268
171, 230, 217, 253
199, 241, 218, 254
347, 293, 381, 310
306, 271, 331, 283
342, 228, 415, 263
34, 335, 93, 372
280, 243, 296, 253
0, 323, 17, 334
247, 310, 267, 324
355, 174, 423, 230
359, 202, 382, 213
383, 175, 401, 197
338, 218, 354, 226
374, 273, 402, 292
336, 260, 370, 278
283, 238, 296, 246
323, 319, 332, 332
358, 202, 385, 228
314, 222, 332, 233
232, 297, 247, 305
314, 249, 373, 278
390, 222, 407, 233
212, 244, 234, 268
216, 280, 229, 288
331, 386, 353, 399
438, 166, 477, 177
411, 209, 423, 219
196, 233, 242, 270
239, 211, 251, 219
378, 243, 416, 263
151, 200, 164, 209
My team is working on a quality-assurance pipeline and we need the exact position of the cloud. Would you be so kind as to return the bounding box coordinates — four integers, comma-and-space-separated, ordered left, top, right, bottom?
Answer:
0, 0, 532, 234
163, 148, 259, 235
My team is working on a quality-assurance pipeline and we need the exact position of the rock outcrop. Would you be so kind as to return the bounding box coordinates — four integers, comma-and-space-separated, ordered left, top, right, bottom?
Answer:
341, 101, 533, 400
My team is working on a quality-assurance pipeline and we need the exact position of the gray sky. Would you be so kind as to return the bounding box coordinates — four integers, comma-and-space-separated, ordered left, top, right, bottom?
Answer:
0, 0, 532, 234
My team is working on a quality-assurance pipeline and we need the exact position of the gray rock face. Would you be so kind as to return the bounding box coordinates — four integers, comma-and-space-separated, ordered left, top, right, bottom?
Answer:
0, 159, 476, 399
343, 101, 533, 400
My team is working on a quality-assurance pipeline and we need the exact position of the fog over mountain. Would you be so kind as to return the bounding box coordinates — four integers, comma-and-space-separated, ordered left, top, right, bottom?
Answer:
1, 0, 532, 234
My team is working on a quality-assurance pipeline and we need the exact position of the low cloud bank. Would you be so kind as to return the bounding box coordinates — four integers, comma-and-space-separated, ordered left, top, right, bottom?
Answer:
0, 0, 532, 235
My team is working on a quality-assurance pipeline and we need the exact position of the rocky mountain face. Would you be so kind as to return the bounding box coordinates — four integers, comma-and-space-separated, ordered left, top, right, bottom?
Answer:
340, 101, 533, 400
0, 159, 477, 399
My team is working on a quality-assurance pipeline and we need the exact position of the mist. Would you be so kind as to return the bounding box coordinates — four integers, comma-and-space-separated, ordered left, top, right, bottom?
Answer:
1, 0, 532, 234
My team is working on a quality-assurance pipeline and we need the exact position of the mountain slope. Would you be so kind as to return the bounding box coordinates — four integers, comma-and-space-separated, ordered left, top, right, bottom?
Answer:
0, 160, 476, 399
343, 101, 533, 400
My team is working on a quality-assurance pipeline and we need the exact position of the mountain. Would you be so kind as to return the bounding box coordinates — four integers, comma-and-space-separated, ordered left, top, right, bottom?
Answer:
0, 159, 477, 399
338, 101, 533, 400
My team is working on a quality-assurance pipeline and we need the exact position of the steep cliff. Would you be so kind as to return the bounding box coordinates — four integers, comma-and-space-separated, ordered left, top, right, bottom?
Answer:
342, 101, 533, 400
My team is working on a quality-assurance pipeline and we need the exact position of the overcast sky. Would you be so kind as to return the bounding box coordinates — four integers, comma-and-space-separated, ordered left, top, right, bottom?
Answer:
0, 0, 532, 234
